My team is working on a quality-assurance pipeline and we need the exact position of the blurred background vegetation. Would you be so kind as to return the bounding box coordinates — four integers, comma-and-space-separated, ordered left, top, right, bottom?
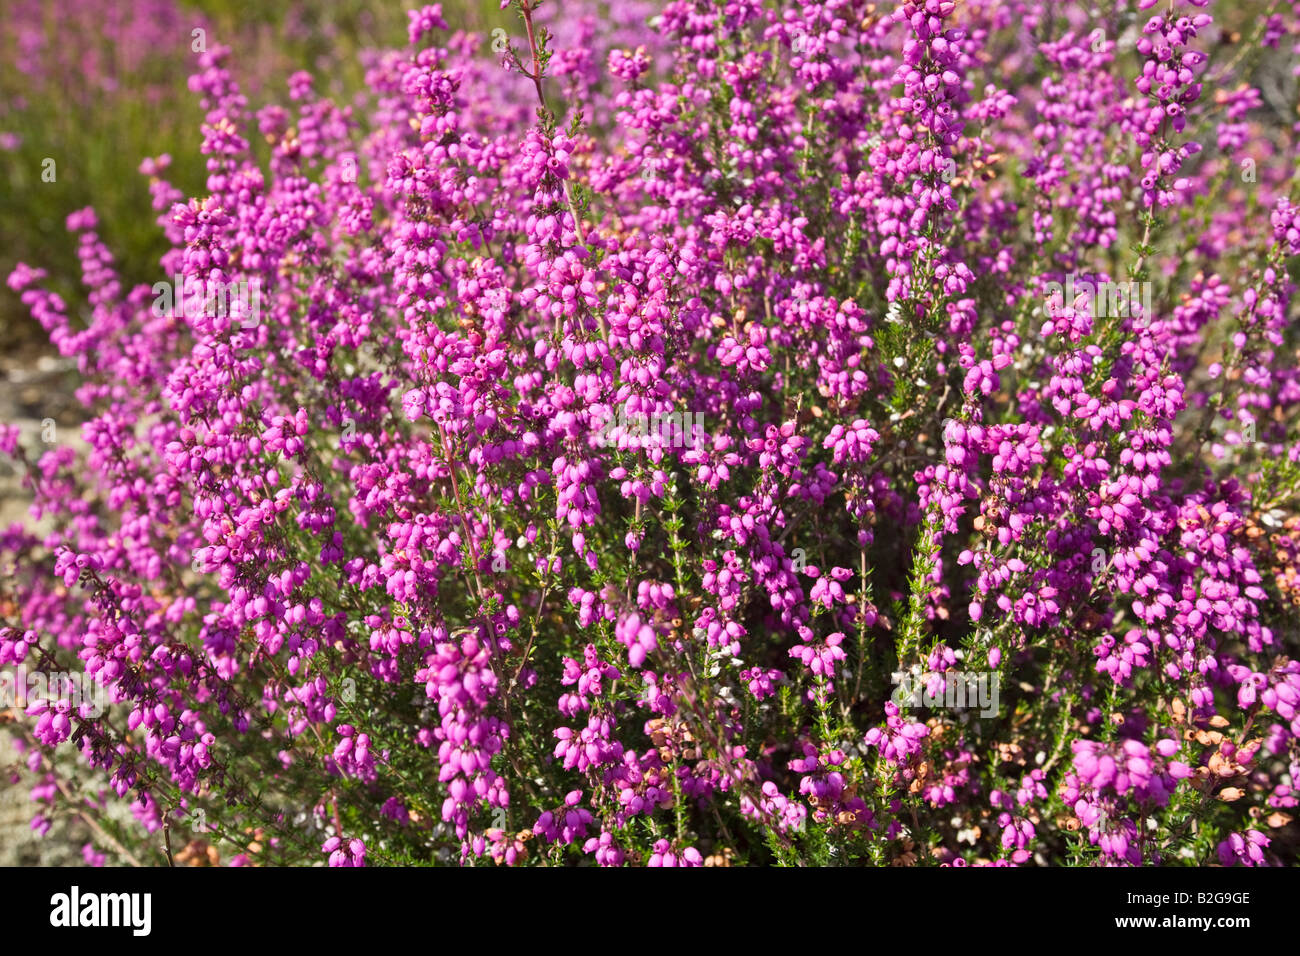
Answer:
0, 0, 500, 355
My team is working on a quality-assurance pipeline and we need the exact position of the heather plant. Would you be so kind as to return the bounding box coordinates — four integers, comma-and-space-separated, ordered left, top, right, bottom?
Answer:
2, 0, 1299, 868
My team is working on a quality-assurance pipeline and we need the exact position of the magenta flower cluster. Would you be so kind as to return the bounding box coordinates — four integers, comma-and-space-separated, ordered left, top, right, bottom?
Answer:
2, 0, 1299, 867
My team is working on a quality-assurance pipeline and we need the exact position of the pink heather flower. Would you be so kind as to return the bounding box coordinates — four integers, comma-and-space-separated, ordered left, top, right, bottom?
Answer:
1217, 830, 1271, 867
407, 4, 448, 45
